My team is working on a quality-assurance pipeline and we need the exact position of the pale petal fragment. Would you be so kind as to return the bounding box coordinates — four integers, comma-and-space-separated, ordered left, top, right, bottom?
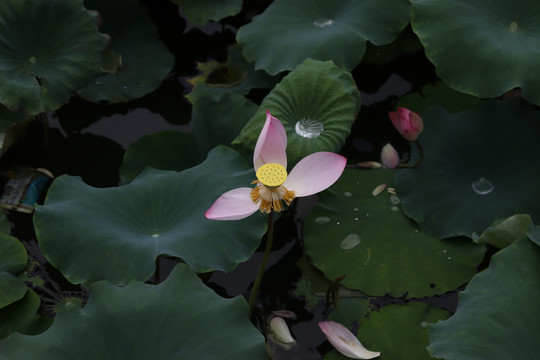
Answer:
269, 317, 296, 345
284, 152, 346, 197
205, 187, 259, 220
319, 321, 380, 359
380, 143, 399, 169
372, 184, 387, 196
253, 111, 288, 171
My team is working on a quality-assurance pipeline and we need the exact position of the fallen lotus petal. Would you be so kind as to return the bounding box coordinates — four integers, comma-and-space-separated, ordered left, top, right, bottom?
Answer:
269, 316, 296, 345
357, 161, 382, 169
319, 321, 380, 359
372, 184, 387, 196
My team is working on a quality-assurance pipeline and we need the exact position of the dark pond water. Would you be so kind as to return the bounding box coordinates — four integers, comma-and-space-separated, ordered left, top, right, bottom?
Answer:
2, 0, 467, 358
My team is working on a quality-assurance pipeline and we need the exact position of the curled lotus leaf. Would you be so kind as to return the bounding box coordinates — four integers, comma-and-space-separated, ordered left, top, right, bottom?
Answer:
233, 59, 361, 168
0, 0, 108, 114
412, 0, 540, 105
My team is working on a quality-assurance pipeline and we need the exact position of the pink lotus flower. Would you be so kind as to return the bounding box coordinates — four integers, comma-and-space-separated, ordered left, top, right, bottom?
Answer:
319, 321, 380, 359
388, 107, 423, 141
205, 111, 346, 220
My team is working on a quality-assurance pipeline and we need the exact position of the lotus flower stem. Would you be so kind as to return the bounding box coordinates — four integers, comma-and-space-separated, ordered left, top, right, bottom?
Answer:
248, 210, 274, 316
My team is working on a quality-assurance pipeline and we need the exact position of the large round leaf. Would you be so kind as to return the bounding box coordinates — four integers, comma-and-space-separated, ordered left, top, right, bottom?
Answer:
237, 0, 411, 75
304, 169, 484, 298
395, 99, 540, 238
78, 0, 174, 103
428, 237, 540, 360
0, 264, 267, 360
412, 0, 540, 105
325, 303, 450, 360
233, 59, 361, 167
0, 0, 109, 114
34, 146, 267, 286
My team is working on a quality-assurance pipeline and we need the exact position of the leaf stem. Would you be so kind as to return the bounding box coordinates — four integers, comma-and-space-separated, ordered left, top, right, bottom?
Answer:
248, 211, 274, 317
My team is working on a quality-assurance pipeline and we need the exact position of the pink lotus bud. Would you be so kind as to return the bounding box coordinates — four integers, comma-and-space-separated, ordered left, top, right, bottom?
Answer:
380, 143, 399, 169
388, 107, 423, 141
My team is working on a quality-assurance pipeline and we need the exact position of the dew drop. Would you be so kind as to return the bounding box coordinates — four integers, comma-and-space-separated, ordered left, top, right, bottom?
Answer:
341, 234, 361, 250
390, 194, 400, 205
442, 249, 447, 253
448, 257, 452, 260
344, 191, 352, 197
295, 118, 323, 138
152, 233, 160, 238
472, 177, 494, 195
28, 56, 36, 64
314, 216, 330, 224
391, 206, 399, 211
420, 321, 428, 328
353, 207, 359, 212
313, 18, 334, 28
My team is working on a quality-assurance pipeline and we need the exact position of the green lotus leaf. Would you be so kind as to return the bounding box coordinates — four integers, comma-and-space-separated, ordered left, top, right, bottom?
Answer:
304, 169, 485, 298
233, 59, 361, 167
0, 289, 44, 339
78, 0, 174, 103
34, 146, 267, 286
395, 99, 540, 238
186, 46, 277, 104
428, 237, 540, 360
475, 214, 531, 249
412, 0, 540, 105
0, 264, 267, 359
325, 302, 450, 360
0, 233, 28, 309
120, 93, 257, 183
237, 0, 411, 75
173, 0, 242, 25
0, 0, 109, 114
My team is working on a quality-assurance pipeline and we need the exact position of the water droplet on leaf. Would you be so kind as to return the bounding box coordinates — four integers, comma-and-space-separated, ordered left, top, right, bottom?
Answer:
295, 119, 323, 138
313, 18, 334, 28
314, 216, 330, 224
472, 177, 494, 195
